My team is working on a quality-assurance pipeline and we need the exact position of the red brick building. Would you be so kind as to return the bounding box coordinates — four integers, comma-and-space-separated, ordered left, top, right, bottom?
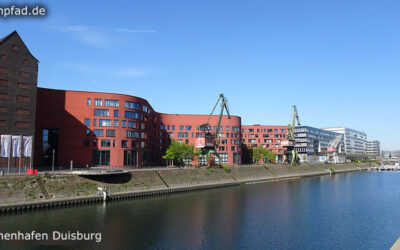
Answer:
34, 88, 242, 168
241, 125, 288, 162
160, 114, 242, 165
35, 88, 161, 168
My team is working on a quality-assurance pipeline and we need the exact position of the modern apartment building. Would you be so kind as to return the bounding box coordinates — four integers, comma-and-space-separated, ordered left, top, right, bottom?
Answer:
322, 127, 367, 154
0, 31, 38, 168
294, 126, 344, 163
241, 125, 287, 162
366, 140, 380, 159
160, 114, 242, 165
34, 88, 242, 168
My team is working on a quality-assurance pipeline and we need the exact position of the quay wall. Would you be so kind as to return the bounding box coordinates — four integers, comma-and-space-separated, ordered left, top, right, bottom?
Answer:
0, 163, 370, 214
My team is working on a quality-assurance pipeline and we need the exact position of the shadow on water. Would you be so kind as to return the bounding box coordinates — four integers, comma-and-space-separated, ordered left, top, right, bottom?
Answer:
80, 173, 132, 184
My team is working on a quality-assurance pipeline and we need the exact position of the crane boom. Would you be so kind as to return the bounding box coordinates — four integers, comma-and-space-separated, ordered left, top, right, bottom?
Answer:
196, 94, 231, 166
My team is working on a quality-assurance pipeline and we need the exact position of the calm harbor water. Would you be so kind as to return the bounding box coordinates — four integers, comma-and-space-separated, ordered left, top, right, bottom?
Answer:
1, 171, 400, 249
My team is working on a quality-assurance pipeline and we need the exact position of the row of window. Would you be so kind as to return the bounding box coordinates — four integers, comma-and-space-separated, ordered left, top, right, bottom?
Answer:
0, 67, 31, 78
244, 133, 285, 138
87, 98, 152, 114
161, 125, 240, 132
84, 139, 143, 148
244, 128, 286, 133
0, 93, 31, 102
84, 118, 144, 129
245, 139, 283, 143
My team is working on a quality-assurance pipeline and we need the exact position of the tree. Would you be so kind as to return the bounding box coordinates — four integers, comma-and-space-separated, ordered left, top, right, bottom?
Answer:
251, 146, 264, 163
163, 140, 195, 166
251, 146, 276, 164
266, 150, 276, 163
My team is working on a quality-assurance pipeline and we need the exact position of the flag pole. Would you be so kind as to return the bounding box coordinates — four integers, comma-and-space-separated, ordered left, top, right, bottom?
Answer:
7, 135, 10, 174
30, 135, 34, 169
18, 135, 22, 174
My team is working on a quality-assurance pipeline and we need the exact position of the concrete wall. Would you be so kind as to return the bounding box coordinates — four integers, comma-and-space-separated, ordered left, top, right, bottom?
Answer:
0, 163, 370, 207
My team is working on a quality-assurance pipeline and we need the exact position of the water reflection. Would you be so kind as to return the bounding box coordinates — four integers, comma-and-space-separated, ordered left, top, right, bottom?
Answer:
1, 172, 400, 249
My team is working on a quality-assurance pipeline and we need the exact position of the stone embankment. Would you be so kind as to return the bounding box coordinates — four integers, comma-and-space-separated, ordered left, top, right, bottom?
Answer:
0, 163, 370, 213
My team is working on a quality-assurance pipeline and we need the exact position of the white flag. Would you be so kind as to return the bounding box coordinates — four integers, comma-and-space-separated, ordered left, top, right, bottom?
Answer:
23, 136, 32, 157
12, 136, 21, 157
1, 135, 11, 157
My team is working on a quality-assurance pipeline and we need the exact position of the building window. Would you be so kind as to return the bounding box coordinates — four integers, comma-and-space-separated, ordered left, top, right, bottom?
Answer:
0, 67, 7, 73
23, 59, 28, 65
233, 126, 240, 132
16, 108, 29, 115
186, 125, 192, 131
20, 72, 29, 78
86, 129, 90, 136
113, 120, 118, 127
125, 111, 139, 119
15, 122, 28, 128
125, 101, 139, 109
215, 153, 228, 164
0, 79, 8, 86
179, 125, 184, 131
0, 107, 7, 112
106, 129, 115, 137
160, 125, 165, 130
177, 132, 189, 138
84, 118, 90, 126
124, 150, 137, 166
141, 141, 145, 148
114, 110, 119, 117
92, 140, 97, 147
17, 95, 30, 102
17, 82, 30, 89
132, 141, 137, 148
128, 121, 136, 128
12, 44, 17, 50
101, 140, 111, 147
87, 98, 91, 106
94, 109, 109, 116
93, 119, 97, 126
92, 150, 110, 166
83, 139, 90, 147
104, 99, 119, 107
126, 131, 140, 138
94, 99, 102, 106
171, 125, 175, 131
93, 129, 104, 137
99, 119, 111, 127
122, 120, 126, 128
121, 140, 128, 148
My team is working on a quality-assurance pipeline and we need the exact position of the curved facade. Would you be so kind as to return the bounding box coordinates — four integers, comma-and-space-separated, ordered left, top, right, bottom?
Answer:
34, 88, 242, 168
34, 88, 161, 168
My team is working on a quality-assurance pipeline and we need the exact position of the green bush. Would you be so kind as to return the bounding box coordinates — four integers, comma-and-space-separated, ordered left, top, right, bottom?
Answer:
263, 163, 269, 170
207, 167, 214, 172
222, 165, 231, 173
329, 167, 335, 174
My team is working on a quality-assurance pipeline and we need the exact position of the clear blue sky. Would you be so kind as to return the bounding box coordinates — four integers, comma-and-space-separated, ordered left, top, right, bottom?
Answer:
2, 0, 399, 149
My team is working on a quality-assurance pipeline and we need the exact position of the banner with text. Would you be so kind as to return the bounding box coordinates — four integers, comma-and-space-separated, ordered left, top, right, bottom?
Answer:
1, 135, 11, 157
12, 135, 21, 157
23, 136, 32, 157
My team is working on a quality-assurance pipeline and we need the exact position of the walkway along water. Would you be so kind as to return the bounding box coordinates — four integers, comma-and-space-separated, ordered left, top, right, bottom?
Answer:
0, 163, 370, 214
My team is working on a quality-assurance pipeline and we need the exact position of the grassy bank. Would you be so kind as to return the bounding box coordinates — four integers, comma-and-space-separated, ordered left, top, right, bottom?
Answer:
0, 163, 370, 209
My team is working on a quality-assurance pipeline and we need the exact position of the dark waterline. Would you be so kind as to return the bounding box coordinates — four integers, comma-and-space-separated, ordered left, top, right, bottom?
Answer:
0, 171, 399, 249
